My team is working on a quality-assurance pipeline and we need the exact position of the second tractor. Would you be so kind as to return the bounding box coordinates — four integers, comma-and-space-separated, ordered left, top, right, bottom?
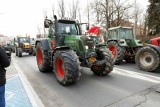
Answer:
107, 26, 143, 64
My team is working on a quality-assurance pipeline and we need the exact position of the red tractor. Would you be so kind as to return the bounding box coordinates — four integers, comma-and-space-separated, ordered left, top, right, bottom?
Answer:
135, 37, 160, 71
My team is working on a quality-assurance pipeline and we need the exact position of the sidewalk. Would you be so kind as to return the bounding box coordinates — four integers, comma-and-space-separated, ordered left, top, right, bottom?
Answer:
5, 59, 44, 107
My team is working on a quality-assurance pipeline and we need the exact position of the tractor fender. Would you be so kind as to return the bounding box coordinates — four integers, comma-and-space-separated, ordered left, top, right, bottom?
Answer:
53, 46, 70, 53
147, 44, 160, 54
107, 39, 127, 47
35, 38, 51, 51
51, 46, 70, 59
107, 39, 118, 44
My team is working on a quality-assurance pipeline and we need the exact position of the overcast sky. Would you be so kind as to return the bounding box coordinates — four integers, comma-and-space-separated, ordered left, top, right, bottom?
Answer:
0, 0, 149, 37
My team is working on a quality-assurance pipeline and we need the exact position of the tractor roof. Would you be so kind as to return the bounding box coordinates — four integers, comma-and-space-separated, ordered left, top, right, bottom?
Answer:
108, 26, 133, 30
58, 17, 78, 23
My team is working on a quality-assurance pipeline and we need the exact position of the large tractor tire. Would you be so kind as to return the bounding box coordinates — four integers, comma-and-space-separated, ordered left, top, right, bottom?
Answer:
107, 41, 125, 64
91, 48, 114, 76
17, 48, 22, 57
135, 46, 160, 72
53, 50, 81, 85
36, 42, 52, 73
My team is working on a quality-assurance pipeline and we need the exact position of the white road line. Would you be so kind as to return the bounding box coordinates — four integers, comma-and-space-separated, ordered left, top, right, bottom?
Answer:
6, 74, 18, 80
114, 67, 160, 83
12, 58, 45, 107
6, 91, 15, 101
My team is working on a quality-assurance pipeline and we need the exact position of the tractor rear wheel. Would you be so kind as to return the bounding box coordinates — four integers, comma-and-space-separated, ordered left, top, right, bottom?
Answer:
91, 48, 114, 76
54, 50, 81, 85
135, 46, 160, 72
36, 42, 52, 73
107, 41, 125, 64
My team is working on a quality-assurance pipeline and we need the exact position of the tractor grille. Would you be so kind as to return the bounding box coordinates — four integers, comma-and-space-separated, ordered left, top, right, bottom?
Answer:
81, 36, 95, 49
23, 45, 30, 48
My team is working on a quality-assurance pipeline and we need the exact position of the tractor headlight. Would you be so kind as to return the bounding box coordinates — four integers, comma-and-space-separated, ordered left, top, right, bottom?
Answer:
85, 46, 88, 49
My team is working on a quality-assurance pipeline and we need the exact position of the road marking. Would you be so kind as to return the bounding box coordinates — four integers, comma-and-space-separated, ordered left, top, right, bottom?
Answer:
12, 58, 45, 107
6, 74, 18, 80
114, 68, 160, 83
6, 91, 15, 101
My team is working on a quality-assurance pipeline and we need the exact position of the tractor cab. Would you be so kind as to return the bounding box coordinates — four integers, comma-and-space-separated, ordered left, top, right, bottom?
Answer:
14, 37, 30, 48
44, 16, 82, 46
108, 26, 134, 40
108, 26, 142, 47
56, 20, 81, 35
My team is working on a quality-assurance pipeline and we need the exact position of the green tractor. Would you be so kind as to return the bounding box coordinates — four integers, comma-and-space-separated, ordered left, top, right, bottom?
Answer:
35, 16, 114, 86
107, 26, 143, 64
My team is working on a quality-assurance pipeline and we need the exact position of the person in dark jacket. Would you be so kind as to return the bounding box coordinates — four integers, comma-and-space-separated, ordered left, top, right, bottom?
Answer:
0, 45, 10, 107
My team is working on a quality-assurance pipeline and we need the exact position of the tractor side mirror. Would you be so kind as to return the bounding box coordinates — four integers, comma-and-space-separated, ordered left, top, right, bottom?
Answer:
44, 19, 53, 28
44, 19, 50, 28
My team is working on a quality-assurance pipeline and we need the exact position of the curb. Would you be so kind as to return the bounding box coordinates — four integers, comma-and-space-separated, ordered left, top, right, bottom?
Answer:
12, 58, 44, 107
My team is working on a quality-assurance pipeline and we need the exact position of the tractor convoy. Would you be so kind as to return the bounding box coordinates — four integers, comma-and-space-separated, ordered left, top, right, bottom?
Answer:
8, 16, 159, 86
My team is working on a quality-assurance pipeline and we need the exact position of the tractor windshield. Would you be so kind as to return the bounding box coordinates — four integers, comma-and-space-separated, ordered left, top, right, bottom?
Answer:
19, 38, 29, 43
119, 28, 133, 39
58, 21, 80, 35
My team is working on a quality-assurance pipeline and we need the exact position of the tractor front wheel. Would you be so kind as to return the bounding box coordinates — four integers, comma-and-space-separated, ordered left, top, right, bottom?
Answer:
54, 50, 81, 85
36, 42, 52, 73
107, 41, 125, 64
18, 48, 22, 57
135, 46, 160, 72
91, 48, 114, 76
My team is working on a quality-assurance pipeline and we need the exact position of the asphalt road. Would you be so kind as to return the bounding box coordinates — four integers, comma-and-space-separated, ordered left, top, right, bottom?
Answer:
13, 53, 160, 107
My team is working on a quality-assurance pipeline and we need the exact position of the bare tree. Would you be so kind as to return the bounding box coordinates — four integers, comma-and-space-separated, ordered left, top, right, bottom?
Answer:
86, 0, 90, 26
90, 0, 104, 24
68, 0, 79, 19
111, 0, 133, 27
90, 0, 134, 30
58, 0, 65, 18
91, 0, 115, 29
51, 3, 55, 20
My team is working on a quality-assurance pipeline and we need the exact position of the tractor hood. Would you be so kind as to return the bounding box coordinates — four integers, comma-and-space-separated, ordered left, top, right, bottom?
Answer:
23, 43, 30, 45
64, 35, 96, 52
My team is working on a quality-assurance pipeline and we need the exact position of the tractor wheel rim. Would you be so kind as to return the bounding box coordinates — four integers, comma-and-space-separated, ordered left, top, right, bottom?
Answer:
56, 57, 65, 78
109, 46, 117, 59
139, 52, 154, 66
37, 48, 43, 65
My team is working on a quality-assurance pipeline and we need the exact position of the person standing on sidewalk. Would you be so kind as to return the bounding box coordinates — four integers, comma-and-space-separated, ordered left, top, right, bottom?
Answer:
0, 45, 10, 107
